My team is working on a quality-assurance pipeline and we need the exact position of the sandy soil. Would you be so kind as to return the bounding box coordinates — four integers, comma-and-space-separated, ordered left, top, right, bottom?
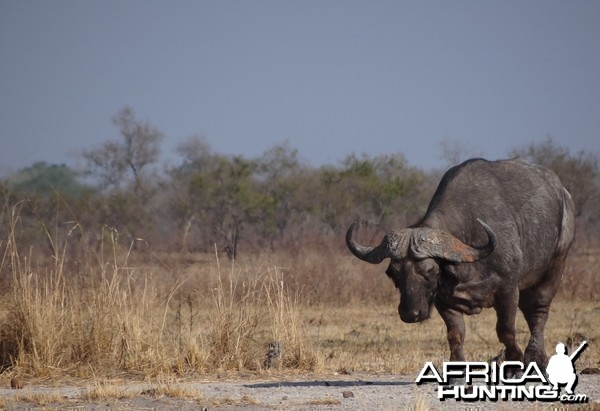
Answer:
2, 372, 599, 410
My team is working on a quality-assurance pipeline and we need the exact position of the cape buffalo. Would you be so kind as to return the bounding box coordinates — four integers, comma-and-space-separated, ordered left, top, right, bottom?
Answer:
346, 158, 575, 367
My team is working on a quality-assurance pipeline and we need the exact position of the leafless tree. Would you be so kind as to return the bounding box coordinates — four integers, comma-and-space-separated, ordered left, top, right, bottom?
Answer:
82, 106, 164, 192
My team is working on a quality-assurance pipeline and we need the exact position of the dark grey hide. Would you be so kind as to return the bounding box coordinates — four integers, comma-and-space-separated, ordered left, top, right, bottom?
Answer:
346, 158, 575, 367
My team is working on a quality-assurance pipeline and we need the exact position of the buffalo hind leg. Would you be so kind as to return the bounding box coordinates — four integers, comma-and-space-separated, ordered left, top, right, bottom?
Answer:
493, 288, 524, 366
519, 293, 550, 368
519, 258, 566, 368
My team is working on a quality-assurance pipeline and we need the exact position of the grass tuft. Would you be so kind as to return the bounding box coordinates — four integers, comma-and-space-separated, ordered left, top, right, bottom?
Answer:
0, 206, 322, 379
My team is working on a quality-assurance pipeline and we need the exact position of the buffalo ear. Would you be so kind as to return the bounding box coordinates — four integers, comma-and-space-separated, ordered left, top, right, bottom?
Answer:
439, 263, 488, 303
441, 263, 475, 284
437, 264, 460, 299
453, 276, 500, 306
441, 263, 459, 280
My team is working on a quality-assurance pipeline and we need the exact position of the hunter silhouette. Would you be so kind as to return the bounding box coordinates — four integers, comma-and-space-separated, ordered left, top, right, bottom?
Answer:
546, 341, 587, 394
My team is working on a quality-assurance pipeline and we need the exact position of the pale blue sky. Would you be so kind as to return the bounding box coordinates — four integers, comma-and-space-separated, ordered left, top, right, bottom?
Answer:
1, 1, 599, 175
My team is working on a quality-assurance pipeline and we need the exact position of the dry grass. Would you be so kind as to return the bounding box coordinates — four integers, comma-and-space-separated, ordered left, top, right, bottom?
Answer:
411, 393, 430, 411
304, 397, 342, 406
85, 381, 137, 400
0, 389, 67, 407
560, 245, 600, 299
0, 206, 322, 381
137, 381, 202, 399
210, 394, 261, 407
309, 299, 600, 374
0, 204, 598, 388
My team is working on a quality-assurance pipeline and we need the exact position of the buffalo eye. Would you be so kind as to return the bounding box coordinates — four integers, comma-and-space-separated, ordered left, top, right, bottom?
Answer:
417, 259, 438, 279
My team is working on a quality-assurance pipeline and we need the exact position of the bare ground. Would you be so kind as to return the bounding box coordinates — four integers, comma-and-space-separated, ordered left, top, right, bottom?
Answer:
2, 373, 599, 410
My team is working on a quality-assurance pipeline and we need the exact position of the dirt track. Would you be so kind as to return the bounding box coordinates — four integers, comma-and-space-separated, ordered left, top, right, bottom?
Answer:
2, 373, 599, 410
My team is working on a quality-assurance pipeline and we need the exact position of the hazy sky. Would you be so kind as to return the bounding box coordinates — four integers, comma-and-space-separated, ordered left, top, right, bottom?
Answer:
1, 1, 599, 175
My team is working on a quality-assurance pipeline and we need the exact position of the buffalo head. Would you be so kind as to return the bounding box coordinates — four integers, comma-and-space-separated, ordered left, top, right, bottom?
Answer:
346, 219, 496, 323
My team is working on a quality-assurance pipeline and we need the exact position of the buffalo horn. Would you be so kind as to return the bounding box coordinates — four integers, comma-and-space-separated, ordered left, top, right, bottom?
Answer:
410, 218, 496, 262
346, 222, 411, 264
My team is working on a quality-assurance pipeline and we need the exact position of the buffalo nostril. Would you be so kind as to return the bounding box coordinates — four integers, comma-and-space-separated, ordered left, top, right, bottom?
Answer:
399, 305, 422, 323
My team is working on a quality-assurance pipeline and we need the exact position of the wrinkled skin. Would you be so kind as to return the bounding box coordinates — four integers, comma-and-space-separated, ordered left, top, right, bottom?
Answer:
347, 158, 575, 368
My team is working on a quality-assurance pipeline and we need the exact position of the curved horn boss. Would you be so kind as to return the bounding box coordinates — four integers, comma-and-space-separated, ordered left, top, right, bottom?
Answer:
410, 219, 497, 262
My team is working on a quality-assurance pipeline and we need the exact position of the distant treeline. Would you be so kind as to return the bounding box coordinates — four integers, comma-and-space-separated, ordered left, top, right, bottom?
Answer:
2, 107, 599, 260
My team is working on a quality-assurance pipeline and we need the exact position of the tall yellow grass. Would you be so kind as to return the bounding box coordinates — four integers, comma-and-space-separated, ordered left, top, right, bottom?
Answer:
0, 203, 598, 383
0, 205, 321, 379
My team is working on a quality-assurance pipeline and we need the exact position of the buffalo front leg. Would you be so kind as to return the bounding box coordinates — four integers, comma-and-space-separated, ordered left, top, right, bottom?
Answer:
436, 300, 466, 361
493, 288, 524, 363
